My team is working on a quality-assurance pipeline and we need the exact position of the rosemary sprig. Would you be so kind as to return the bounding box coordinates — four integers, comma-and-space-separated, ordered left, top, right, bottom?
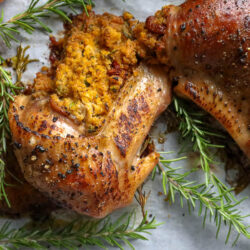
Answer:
0, 211, 160, 249
0, 45, 36, 206
173, 97, 225, 185
0, 57, 21, 206
158, 156, 250, 244
0, 0, 94, 48
168, 97, 250, 242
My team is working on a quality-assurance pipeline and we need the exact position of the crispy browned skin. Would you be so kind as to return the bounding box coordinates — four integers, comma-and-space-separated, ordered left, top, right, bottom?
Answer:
9, 64, 171, 218
134, 0, 250, 158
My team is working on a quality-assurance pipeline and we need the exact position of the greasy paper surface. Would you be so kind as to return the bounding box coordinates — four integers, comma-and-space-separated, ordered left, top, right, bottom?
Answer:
0, 0, 249, 249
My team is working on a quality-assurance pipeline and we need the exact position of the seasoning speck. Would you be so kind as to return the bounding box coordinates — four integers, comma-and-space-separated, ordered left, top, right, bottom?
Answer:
31, 155, 37, 161
58, 173, 66, 179
52, 117, 58, 122
35, 145, 46, 153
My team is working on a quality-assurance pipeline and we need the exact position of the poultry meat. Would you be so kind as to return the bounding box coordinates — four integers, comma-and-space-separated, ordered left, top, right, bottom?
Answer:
134, 0, 250, 158
8, 64, 171, 218
7, 0, 250, 217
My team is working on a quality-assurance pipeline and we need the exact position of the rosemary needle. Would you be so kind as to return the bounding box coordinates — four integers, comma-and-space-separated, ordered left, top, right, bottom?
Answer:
156, 97, 250, 243
0, 0, 94, 48
0, 63, 19, 206
173, 97, 225, 185
0, 211, 160, 249
0, 45, 37, 206
158, 156, 250, 243
0, 1, 249, 248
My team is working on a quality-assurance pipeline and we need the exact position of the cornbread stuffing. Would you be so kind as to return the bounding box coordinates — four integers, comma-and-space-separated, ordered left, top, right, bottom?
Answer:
132, 8, 171, 65
33, 10, 139, 134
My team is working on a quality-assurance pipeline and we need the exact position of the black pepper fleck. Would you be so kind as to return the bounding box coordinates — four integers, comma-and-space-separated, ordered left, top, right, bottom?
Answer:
35, 145, 46, 153
180, 23, 186, 31
72, 163, 80, 169
58, 173, 66, 179
45, 159, 53, 166
14, 141, 22, 149
52, 117, 58, 122
66, 169, 72, 175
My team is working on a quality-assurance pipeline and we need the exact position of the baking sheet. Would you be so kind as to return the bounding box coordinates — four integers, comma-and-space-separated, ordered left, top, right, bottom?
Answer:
0, 0, 250, 249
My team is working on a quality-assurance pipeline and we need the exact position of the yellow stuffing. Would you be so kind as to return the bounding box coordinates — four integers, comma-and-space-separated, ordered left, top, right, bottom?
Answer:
34, 11, 139, 134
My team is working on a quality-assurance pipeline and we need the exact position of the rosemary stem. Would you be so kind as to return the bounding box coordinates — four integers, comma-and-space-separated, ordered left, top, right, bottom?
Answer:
7, 0, 65, 24
159, 158, 250, 241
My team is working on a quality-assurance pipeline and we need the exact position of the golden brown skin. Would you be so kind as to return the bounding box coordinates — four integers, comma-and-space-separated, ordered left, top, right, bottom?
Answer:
9, 64, 171, 218
135, 0, 250, 157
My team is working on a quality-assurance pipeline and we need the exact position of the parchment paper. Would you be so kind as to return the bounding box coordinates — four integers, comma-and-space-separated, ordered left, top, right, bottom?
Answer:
0, 1, 249, 249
